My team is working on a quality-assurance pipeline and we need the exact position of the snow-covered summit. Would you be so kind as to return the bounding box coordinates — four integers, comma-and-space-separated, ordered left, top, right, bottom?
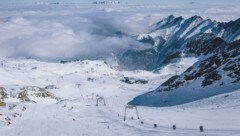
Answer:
117, 15, 240, 70
141, 15, 240, 43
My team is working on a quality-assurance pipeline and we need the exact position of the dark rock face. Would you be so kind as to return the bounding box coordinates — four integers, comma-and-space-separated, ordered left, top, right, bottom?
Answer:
0, 87, 8, 101
159, 33, 226, 66
121, 77, 148, 84
117, 49, 158, 70
184, 34, 226, 55
158, 40, 240, 91
117, 15, 240, 71
125, 15, 240, 107
129, 40, 240, 107
137, 35, 155, 45
202, 71, 222, 87
153, 15, 183, 31
18, 90, 31, 102
18, 86, 60, 102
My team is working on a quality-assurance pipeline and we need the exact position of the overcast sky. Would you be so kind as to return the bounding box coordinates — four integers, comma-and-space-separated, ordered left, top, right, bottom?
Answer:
1, 0, 240, 5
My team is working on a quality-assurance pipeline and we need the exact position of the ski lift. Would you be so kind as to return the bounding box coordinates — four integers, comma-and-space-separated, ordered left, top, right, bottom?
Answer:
123, 105, 140, 121
96, 96, 106, 106
75, 84, 84, 100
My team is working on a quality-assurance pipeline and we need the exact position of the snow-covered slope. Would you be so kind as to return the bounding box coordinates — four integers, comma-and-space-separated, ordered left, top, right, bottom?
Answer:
144, 15, 240, 43
117, 15, 240, 70
0, 3, 240, 136
129, 40, 240, 107
1, 58, 240, 136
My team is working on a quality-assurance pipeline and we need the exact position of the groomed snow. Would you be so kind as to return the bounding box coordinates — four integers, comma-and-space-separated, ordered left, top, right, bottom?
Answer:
0, 2, 239, 136
0, 58, 240, 136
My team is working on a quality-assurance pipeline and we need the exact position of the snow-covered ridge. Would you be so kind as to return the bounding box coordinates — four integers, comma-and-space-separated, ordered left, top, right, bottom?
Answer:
138, 15, 240, 43
129, 39, 240, 107
0, 3, 240, 135
118, 15, 240, 70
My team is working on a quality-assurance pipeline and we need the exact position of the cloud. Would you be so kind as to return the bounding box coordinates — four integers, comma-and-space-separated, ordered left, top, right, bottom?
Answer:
0, 3, 239, 62
0, 11, 150, 61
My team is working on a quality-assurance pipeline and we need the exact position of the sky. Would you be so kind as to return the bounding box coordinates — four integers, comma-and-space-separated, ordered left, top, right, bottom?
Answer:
124, 0, 240, 4
1, 0, 240, 5
0, 0, 239, 61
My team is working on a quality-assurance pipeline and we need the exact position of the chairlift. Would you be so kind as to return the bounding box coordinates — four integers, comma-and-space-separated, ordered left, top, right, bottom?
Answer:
96, 96, 106, 106
123, 105, 140, 121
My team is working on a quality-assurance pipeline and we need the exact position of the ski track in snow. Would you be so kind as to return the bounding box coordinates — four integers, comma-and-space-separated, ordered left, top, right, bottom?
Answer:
0, 58, 240, 136
0, 3, 240, 136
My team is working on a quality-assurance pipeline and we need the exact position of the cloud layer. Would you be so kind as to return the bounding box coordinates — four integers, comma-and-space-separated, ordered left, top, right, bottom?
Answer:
0, 3, 239, 61
0, 7, 151, 61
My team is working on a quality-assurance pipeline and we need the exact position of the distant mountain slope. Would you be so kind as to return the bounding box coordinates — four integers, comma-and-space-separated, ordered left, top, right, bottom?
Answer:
117, 15, 240, 70
129, 40, 240, 107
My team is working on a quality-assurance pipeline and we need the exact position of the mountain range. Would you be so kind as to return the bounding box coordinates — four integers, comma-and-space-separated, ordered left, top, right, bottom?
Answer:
125, 15, 240, 106
117, 15, 240, 71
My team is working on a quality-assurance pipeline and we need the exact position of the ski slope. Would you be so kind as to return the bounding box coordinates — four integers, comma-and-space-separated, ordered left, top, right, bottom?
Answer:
0, 2, 240, 136
0, 58, 240, 136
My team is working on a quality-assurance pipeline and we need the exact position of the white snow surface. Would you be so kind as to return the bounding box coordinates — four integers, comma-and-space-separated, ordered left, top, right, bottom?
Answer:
0, 58, 240, 136
0, 2, 239, 136
186, 19, 212, 38
157, 57, 199, 75
179, 17, 203, 38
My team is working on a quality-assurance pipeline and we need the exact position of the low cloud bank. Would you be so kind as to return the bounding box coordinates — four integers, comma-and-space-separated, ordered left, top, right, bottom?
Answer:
0, 9, 149, 61
0, 3, 239, 61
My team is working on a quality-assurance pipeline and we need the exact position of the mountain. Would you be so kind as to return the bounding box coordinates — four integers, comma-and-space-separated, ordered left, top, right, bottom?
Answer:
129, 39, 240, 107
117, 15, 240, 70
